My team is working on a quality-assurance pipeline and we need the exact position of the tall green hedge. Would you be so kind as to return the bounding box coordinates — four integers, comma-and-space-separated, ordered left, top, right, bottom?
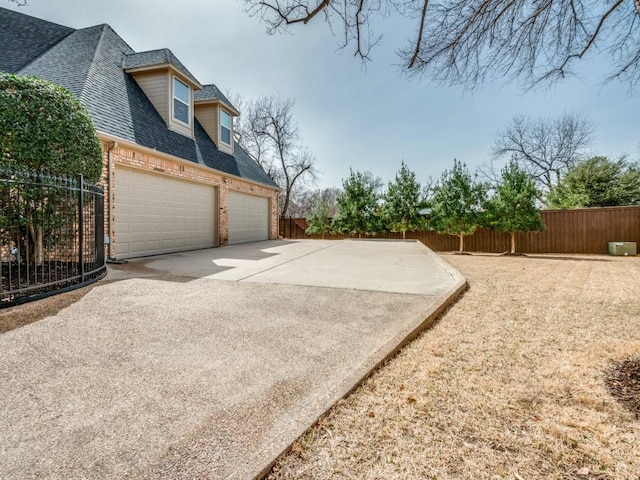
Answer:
0, 73, 103, 182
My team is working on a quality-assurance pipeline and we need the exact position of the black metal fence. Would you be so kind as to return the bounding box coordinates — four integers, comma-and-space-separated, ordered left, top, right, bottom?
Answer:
1, 168, 106, 307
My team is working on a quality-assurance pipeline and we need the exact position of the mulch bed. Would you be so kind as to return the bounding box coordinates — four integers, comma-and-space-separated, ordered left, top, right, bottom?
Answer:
605, 357, 640, 419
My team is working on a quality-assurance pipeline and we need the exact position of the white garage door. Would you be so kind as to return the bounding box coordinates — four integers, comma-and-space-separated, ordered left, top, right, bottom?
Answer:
114, 167, 217, 259
228, 191, 270, 245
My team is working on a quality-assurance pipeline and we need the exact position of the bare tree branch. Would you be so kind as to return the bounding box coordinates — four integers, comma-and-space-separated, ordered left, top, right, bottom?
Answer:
408, 0, 430, 68
492, 112, 596, 199
283, 186, 342, 217
233, 94, 318, 215
256, 0, 331, 27
245, 0, 640, 89
476, 157, 503, 189
539, 0, 625, 82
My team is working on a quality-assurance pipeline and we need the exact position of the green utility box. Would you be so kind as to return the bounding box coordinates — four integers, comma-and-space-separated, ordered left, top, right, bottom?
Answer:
608, 242, 637, 256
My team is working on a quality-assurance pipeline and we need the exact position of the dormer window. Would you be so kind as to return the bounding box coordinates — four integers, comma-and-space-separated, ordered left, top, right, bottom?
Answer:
193, 84, 239, 154
173, 77, 190, 125
220, 109, 232, 145
125, 49, 201, 138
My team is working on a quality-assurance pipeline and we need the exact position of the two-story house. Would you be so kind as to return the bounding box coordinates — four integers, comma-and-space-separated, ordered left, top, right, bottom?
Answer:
0, 7, 280, 260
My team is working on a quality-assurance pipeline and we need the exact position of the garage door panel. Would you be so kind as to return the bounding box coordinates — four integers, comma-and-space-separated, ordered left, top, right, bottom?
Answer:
131, 241, 148, 253
131, 223, 147, 233
146, 205, 160, 216
129, 189, 146, 201
114, 168, 217, 259
228, 191, 269, 245
147, 192, 161, 203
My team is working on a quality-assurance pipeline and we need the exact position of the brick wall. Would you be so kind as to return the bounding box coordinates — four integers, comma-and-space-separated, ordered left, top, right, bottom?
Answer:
100, 139, 279, 257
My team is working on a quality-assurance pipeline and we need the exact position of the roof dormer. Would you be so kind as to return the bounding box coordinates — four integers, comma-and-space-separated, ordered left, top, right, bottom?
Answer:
124, 49, 202, 138
194, 84, 240, 155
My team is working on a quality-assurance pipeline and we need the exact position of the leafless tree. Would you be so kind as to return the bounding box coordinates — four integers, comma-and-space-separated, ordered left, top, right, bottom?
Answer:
492, 113, 596, 195
476, 156, 509, 194
231, 94, 279, 180
234, 94, 318, 216
244, 0, 640, 89
287, 186, 341, 217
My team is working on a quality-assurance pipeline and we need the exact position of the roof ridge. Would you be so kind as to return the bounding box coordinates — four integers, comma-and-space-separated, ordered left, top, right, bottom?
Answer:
0, 5, 71, 29
125, 47, 170, 57
14, 21, 75, 73
194, 83, 238, 112
123, 47, 200, 87
79, 24, 109, 104
103, 23, 136, 55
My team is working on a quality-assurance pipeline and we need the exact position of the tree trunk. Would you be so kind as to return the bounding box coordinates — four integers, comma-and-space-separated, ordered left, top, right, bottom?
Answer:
458, 233, 464, 254
402, 230, 406, 240
13, 233, 22, 263
510, 231, 516, 254
28, 225, 44, 265
282, 186, 290, 217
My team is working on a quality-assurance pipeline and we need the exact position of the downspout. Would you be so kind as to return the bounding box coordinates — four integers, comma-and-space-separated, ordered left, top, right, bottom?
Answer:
277, 190, 281, 239
107, 141, 117, 260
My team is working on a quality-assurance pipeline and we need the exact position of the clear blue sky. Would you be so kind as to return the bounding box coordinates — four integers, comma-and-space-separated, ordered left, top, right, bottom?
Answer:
6, 0, 639, 189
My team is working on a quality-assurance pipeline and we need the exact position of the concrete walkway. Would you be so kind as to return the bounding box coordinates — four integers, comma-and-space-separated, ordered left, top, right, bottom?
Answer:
0, 240, 465, 479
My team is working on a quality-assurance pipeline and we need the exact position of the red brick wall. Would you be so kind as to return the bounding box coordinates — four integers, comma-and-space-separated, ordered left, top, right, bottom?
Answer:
100, 139, 279, 257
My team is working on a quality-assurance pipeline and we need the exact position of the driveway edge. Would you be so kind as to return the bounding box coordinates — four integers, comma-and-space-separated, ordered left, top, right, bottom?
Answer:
254, 243, 468, 479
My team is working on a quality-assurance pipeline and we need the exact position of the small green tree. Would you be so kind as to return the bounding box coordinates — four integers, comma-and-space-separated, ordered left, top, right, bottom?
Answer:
382, 161, 426, 239
1, 73, 103, 264
485, 158, 545, 254
427, 159, 485, 254
305, 200, 332, 239
332, 169, 382, 237
547, 156, 640, 208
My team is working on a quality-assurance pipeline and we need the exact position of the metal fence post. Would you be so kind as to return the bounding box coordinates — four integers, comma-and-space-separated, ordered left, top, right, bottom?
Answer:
78, 174, 85, 282
95, 187, 105, 267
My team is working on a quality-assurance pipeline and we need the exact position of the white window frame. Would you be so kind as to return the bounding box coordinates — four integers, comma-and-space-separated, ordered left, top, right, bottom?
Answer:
220, 109, 232, 146
172, 77, 191, 126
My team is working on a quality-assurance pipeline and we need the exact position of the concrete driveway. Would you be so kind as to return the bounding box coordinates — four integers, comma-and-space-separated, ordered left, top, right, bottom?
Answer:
0, 240, 465, 479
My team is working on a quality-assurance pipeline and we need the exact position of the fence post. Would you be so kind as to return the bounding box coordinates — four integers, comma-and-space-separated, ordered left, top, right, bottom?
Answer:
78, 174, 85, 282
96, 188, 105, 267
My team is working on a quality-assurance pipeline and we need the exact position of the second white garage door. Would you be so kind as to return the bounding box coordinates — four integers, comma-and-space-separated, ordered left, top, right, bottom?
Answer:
114, 167, 217, 259
228, 191, 270, 245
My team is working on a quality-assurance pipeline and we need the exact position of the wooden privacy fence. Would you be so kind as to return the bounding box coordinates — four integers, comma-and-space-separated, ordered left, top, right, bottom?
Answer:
279, 206, 640, 254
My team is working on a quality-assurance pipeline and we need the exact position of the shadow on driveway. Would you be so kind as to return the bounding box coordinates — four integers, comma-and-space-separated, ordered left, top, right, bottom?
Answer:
106, 239, 298, 283
0, 239, 466, 480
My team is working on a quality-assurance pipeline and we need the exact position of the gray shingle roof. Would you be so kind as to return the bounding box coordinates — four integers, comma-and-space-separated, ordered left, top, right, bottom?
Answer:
0, 7, 278, 190
21, 24, 114, 105
123, 49, 201, 87
194, 84, 238, 111
0, 7, 73, 73
234, 142, 278, 187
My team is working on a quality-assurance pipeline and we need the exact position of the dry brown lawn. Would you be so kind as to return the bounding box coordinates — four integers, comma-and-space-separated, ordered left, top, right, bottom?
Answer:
267, 254, 640, 480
